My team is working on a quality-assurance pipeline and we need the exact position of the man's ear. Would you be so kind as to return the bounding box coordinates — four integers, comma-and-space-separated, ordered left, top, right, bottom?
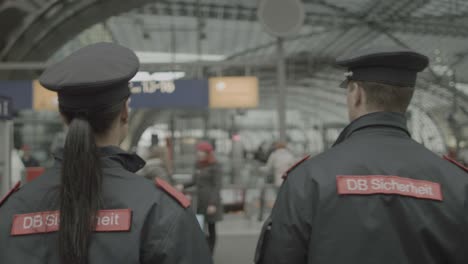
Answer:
349, 82, 362, 108
356, 82, 367, 108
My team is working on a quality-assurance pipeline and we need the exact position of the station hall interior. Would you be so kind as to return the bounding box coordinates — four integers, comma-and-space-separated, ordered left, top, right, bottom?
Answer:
0, 0, 468, 263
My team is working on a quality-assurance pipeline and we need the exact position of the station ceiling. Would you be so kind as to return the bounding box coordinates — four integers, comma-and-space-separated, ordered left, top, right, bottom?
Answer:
1, 0, 467, 149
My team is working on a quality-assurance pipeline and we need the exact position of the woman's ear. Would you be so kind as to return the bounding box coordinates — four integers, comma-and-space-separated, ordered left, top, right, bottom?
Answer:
121, 99, 130, 125
60, 113, 69, 125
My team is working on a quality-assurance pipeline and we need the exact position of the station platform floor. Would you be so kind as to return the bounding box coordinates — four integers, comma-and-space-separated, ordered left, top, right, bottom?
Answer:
213, 213, 264, 264
209, 181, 277, 263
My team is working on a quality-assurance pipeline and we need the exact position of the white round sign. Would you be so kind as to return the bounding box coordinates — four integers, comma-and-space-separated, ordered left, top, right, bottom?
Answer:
258, 0, 305, 38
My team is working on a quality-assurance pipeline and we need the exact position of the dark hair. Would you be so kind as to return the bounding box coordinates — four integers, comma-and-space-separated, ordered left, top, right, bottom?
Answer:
58, 99, 127, 264
358, 81, 415, 113
151, 134, 159, 146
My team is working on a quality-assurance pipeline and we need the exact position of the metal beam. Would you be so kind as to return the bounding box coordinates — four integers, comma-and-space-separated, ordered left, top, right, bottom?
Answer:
0, 0, 89, 60
135, 1, 468, 37
0, 0, 155, 63
0, 60, 277, 70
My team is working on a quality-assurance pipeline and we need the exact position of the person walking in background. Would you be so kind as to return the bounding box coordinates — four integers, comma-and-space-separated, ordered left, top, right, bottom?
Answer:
260, 141, 295, 189
50, 125, 68, 155
11, 147, 25, 184
20, 145, 39, 167
150, 134, 173, 176
184, 141, 223, 254
257, 141, 296, 221
139, 138, 173, 184
254, 141, 275, 164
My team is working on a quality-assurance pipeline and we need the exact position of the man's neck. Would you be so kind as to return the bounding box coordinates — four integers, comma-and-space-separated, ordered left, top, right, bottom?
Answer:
351, 110, 405, 122
351, 109, 384, 122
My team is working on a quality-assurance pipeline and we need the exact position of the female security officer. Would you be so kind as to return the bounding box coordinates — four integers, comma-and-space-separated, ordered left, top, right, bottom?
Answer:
0, 43, 212, 264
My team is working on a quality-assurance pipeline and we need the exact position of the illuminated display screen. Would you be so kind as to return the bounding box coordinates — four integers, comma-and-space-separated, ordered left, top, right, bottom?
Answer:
209, 77, 259, 108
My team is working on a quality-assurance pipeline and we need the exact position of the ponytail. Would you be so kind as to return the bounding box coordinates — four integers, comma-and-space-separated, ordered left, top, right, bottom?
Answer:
59, 117, 102, 264
58, 99, 127, 264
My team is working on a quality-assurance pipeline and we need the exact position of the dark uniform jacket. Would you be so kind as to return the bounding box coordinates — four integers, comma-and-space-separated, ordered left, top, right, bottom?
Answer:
0, 146, 212, 264
256, 112, 468, 264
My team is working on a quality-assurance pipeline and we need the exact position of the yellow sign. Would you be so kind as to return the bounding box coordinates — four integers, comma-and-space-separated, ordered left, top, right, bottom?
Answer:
33, 80, 58, 111
209, 77, 259, 108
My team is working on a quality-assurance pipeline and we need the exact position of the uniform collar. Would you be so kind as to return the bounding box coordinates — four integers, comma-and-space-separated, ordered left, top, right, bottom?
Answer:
332, 112, 410, 147
54, 146, 145, 173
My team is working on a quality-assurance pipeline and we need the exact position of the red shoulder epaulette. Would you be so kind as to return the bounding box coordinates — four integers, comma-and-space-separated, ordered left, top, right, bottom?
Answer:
282, 155, 311, 180
155, 178, 191, 208
443, 155, 468, 173
0, 181, 21, 207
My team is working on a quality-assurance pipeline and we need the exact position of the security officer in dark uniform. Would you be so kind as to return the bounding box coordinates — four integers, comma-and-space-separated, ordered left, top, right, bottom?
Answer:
255, 46, 468, 264
0, 43, 212, 264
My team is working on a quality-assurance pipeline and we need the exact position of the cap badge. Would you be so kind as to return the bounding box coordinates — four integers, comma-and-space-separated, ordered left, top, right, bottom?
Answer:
344, 71, 353, 77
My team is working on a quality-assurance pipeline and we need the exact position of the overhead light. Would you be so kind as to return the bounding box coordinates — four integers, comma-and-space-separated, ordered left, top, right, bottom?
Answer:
131, 71, 186, 81
135, 51, 226, 63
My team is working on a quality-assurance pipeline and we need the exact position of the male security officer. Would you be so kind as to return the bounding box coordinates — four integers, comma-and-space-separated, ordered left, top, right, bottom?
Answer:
255, 46, 468, 264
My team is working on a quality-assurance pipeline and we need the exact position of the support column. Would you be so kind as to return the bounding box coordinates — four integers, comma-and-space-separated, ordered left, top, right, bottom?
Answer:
276, 37, 287, 142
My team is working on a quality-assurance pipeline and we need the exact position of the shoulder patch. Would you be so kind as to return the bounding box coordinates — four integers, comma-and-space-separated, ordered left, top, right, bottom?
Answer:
0, 181, 21, 207
282, 155, 311, 180
155, 178, 191, 208
443, 155, 468, 173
